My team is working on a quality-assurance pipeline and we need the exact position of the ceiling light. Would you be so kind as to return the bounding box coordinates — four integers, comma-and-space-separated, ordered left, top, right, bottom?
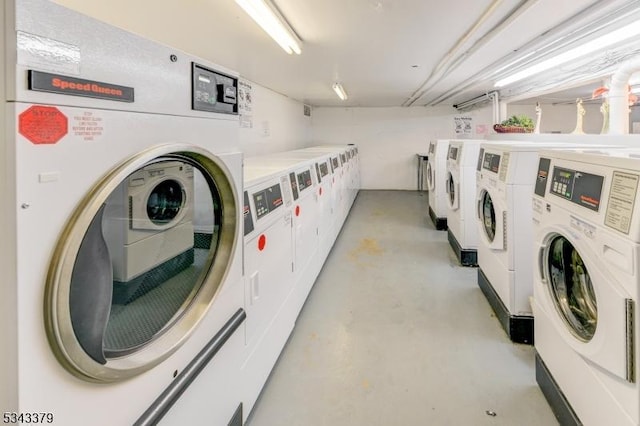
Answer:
332, 83, 348, 101
235, 0, 302, 54
495, 19, 640, 87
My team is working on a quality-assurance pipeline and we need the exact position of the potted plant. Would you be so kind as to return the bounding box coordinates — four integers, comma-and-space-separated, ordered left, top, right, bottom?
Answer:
493, 115, 534, 133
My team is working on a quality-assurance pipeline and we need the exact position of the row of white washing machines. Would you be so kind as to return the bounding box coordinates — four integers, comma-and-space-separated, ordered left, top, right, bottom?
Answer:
0, 1, 359, 425
426, 136, 640, 426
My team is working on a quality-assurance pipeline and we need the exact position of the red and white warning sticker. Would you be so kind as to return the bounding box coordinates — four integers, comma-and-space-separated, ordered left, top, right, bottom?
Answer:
72, 110, 104, 141
18, 105, 68, 144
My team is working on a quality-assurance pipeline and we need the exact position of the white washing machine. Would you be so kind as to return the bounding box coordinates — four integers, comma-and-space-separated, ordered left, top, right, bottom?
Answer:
241, 165, 297, 421
445, 139, 485, 266
476, 142, 621, 344
1, 1, 245, 425
532, 148, 640, 426
426, 139, 450, 230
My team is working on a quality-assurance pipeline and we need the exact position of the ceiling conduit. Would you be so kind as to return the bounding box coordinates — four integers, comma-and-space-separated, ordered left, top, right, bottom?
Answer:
402, 0, 505, 107
608, 56, 640, 134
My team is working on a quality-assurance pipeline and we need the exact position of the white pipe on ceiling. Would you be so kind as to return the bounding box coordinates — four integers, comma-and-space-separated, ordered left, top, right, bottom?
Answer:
608, 56, 640, 134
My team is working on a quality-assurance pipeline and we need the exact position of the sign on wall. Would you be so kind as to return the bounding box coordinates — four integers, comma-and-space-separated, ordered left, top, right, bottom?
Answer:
238, 80, 253, 128
454, 115, 473, 137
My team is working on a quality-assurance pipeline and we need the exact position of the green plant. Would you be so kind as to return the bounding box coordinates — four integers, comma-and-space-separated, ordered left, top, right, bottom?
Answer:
500, 115, 534, 129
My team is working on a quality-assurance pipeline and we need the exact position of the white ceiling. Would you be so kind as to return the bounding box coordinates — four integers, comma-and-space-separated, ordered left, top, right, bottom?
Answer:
54, 0, 640, 108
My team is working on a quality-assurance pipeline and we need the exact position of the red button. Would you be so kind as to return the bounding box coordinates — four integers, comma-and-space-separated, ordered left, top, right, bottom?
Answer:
258, 234, 266, 251
319, 187, 323, 196
295, 206, 300, 216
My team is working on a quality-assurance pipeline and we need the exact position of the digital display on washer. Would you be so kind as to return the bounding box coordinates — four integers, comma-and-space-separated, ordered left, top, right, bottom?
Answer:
341, 153, 347, 164
297, 170, 313, 192
289, 172, 299, 200
191, 63, 238, 114
534, 157, 551, 197
550, 166, 604, 211
243, 191, 254, 236
319, 162, 329, 177
482, 152, 501, 173
332, 157, 340, 169
253, 183, 283, 219
448, 146, 459, 160
476, 148, 484, 171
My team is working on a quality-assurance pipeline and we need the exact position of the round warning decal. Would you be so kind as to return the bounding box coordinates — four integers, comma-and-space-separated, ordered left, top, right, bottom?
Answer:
19, 105, 68, 145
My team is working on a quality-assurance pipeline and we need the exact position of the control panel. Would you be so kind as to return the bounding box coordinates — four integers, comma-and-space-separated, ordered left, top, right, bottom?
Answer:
482, 152, 501, 173
429, 142, 436, 154
243, 191, 254, 236
476, 148, 484, 171
289, 172, 299, 200
297, 170, 313, 192
315, 163, 322, 183
448, 146, 459, 160
550, 166, 604, 212
332, 157, 340, 169
340, 153, 347, 164
192, 63, 238, 114
319, 162, 329, 178
534, 157, 551, 197
253, 184, 284, 219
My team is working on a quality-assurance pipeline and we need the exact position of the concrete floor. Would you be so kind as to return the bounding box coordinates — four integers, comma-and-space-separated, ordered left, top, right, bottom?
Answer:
246, 190, 558, 426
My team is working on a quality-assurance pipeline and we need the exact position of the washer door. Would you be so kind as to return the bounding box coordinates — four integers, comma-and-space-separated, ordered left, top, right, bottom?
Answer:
539, 231, 634, 382
426, 161, 435, 191
446, 172, 459, 210
546, 235, 597, 341
45, 146, 239, 382
477, 189, 505, 250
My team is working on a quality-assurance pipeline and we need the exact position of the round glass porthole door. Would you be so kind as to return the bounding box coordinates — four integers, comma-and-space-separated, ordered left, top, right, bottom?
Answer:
546, 235, 597, 342
426, 162, 433, 189
45, 146, 238, 382
447, 173, 455, 205
481, 191, 496, 242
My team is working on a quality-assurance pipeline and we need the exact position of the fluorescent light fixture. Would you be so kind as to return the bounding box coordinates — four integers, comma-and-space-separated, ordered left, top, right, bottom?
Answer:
495, 19, 640, 87
235, 0, 302, 54
332, 83, 348, 100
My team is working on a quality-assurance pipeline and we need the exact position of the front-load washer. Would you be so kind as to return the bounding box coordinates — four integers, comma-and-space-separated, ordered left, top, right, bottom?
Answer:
445, 139, 486, 266
1, 1, 245, 425
532, 148, 640, 426
426, 139, 450, 230
476, 142, 622, 344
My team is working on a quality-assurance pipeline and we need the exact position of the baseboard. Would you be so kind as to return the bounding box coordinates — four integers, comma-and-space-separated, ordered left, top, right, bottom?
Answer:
428, 206, 447, 230
535, 352, 582, 426
447, 229, 477, 267
477, 268, 533, 345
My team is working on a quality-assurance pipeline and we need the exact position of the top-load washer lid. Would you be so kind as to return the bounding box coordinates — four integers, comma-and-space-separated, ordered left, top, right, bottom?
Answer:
45, 146, 239, 382
545, 234, 597, 342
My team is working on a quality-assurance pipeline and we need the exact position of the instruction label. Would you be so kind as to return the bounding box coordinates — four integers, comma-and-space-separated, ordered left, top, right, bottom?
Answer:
499, 152, 510, 182
605, 171, 639, 234
72, 111, 104, 141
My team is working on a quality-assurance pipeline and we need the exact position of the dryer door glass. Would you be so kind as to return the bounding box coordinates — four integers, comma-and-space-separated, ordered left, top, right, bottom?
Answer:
546, 235, 597, 341
46, 150, 238, 381
482, 191, 496, 242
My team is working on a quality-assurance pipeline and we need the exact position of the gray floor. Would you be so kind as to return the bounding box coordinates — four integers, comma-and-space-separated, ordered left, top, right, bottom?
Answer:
246, 190, 558, 426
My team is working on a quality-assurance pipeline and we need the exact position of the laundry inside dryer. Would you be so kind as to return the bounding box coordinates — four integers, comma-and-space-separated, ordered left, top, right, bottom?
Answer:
69, 157, 225, 360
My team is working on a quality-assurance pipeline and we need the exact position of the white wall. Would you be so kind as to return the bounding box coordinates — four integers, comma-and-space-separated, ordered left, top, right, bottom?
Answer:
310, 106, 493, 190
239, 81, 312, 157
507, 103, 605, 134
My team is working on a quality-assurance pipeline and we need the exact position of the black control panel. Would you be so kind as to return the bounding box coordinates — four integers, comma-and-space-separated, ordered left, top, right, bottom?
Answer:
297, 170, 313, 192
476, 148, 485, 172
341, 153, 347, 164
482, 152, 501, 173
192, 63, 238, 114
243, 191, 254, 236
319, 162, 329, 177
253, 184, 283, 219
550, 166, 604, 211
289, 172, 299, 200
429, 142, 436, 154
534, 158, 551, 197
448, 146, 459, 160
315, 163, 322, 183
332, 157, 340, 169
